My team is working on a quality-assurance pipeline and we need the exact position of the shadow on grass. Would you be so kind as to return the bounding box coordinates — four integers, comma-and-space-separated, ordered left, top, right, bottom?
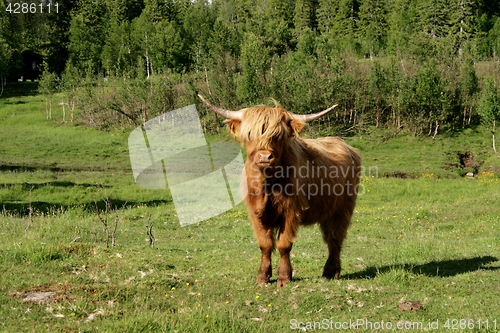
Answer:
343, 256, 499, 279
0, 82, 39, 98
0, 163, 129, 173
1, 199, 172, 217
1, 180, 98, 190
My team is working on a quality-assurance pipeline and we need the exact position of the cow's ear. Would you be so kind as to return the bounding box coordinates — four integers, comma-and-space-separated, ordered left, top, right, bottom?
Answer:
290, 119, 305, 136
226, 119, 241, 136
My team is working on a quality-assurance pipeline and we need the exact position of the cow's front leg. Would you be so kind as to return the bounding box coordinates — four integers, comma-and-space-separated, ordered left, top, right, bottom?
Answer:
257, 229, 274, 285
252, 221, 274, 285
276, 221, 297, 288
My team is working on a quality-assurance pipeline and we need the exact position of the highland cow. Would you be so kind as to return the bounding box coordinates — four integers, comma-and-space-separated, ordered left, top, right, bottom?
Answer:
199, 95, 361, 287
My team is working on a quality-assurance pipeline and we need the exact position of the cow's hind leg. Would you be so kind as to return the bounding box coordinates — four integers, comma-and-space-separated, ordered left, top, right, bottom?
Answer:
320, 213, 351, 279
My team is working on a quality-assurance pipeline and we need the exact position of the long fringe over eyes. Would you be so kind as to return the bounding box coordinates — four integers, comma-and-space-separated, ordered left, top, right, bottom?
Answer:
237, 104, 293, 148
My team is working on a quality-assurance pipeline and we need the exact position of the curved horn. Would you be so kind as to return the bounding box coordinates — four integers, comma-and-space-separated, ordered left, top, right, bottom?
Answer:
198, 94, 244, 120
292, 104, 338, 123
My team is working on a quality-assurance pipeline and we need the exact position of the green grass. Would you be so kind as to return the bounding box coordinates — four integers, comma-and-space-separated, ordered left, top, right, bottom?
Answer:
1, 89, 499, 332
345, 127, 500, 179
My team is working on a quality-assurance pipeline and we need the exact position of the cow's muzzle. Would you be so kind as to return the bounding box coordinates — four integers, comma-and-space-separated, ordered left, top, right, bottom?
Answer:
254, 150, 275, 167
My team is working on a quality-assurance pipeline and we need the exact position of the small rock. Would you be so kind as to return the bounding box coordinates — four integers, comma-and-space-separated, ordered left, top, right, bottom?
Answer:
466, 172, 474, 178
22, 292, 56, 304
85, 309, 104, 323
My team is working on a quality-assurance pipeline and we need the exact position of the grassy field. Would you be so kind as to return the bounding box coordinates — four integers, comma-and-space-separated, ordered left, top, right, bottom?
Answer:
1, 89, 499, 332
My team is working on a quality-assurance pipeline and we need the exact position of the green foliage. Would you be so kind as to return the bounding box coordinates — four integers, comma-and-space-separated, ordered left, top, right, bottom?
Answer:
5, 0, 500, 135
417, 0, 452, 40
407, 62, 451, 135
101, 18, 134, 75
68, 0, 109, 72
316, 0, 339, 34
262, 0, 294, 56
37, 70, 59, 97
477, 77, 500, 126
489, 18, 500, 58
358, 0, 388, 57
293, 0, 317, 35
0, 37, 10, 78
386, 0, 416, 54
236, 32, 268, 104
0, 3, 11, 80
461, 58, 479, 99
367, 61, 388, 126
324, 0, 360, 53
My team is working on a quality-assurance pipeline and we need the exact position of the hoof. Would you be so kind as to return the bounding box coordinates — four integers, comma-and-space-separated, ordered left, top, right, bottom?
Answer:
256, 276, 270, 285
322, 270, 340, 279
277, 276, 291, 288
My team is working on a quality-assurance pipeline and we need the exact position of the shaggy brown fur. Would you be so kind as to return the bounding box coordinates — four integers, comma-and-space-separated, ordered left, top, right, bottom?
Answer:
213, 101, 360, 287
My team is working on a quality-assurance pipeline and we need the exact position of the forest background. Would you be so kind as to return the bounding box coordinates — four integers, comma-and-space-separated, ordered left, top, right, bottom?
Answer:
1, 0, 500, 138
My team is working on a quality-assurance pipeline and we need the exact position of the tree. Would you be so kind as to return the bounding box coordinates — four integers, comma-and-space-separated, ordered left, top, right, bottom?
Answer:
142, 0, 180, 24
488, 17, 500, 59
0, 1, 11, 94
131, 11, 155, 77
460, 58, 479, 126
384, 57, 404, 129
263, 0, 294, 56
38, 69, 59, 120
368, 61, 388, 127
60, 62, 81, 122
450, 0, 479, 56
203, 19, 240, 108
358, 0, 387, 58
412, 0, 453, 60
327, 0, 360, 53
68, 0, 109, 72
182, 0, 217, 71
0, 36, 10, 94
403, 61, 449, 137
40, 0, 77, 74
293, 0, 318, 36
129, 0, 190, 75
150, 21, 187, 73
417, 0, 452, 39
316, 0, 339, 34
387, 0, 416, 55
99, 0, 135, 75
237, 32, 269, 104
102, 19, 133, 75
477, 78, 500, 155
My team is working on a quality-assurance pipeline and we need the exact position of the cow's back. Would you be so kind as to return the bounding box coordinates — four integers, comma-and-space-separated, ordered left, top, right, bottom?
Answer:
297, 137, 361, 225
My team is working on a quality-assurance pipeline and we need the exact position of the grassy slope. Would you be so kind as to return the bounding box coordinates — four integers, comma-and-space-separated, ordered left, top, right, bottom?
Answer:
0, 91, 499, 332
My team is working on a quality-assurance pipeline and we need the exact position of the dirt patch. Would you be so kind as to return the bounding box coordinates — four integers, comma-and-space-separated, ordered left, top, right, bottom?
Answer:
384, 172, 413, 179
398, 300, 423, 312
445, 150, 483, 175
21, 291, 56, 304
11, 283, 74, 305
458, 151, 479, 170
